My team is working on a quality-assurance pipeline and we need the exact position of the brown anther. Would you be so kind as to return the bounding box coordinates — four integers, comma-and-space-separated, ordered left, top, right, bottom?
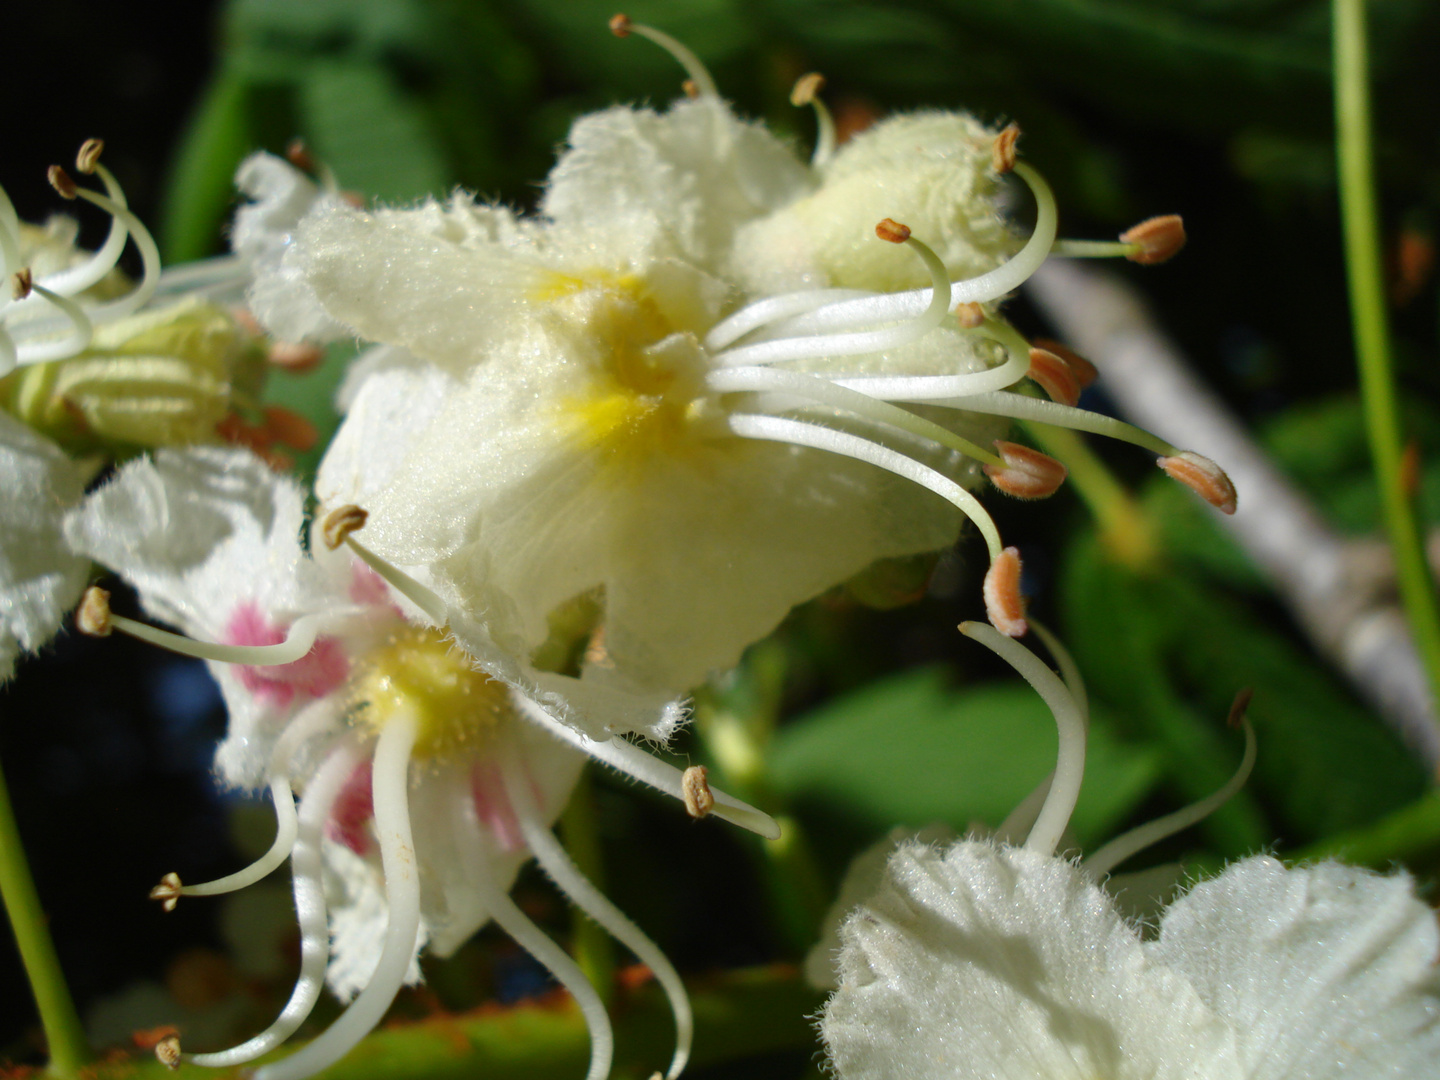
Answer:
340, 190, 366, 209
681, 765, 714, 820
1027, 347, 1082, 407
263, 405, 319, 452
76, 138, 105, 174
1399, 438, 1421, 498
953, 302, 985, 329
1030, 338, 1098, 389
1157, 451, 1237, 515
154, 1034, 182, 1070
322, 505, 368, 550
1120, 214, 1186, 265
76, 586, 113, 637
149, 872, 183, 913
790, 72, 825, 107
11, 267, 33, 301
875, 218, 911, 244
285, 138, 317, 174
983, 547, 1027, 638
681, 78, 700, 99
609, 13, 633, 36
266, 340, 325, 373
48, 166, 78, 200
983, 441, 1068, 499
991, 123, 1021, 174
1227, 687, 1254, 730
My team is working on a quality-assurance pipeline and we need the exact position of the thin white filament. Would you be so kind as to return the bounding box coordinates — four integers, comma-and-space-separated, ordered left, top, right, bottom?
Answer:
14, 285, 93, 365
727, 413, 1003, 559
154, 254, 249, 298
763, 161, 1058, 336
178, 700, 337, 898
706, 365, 1001, 465
626, 22, 718, 99
1082, 718, 1256, 881
186, 741, 361, 1067
255, 713, 422, 1080
703, 289, 872, 353
0, 184, 20, 277
472, 859, 615, 1080
502, 753, 692, 1080
828, 317, 1032, 401
65, 187, 161, 322
919, 390, 1179, 456
960, 622, 1086, 857
806, 96, 836, 168
37, 163, 131, 296
344, 536, 450, 624
992, 775, 1053, 846
714, 234, 952, 368
1048, 238, 1138, 259
511, 695, 780, 840
107, 610, 325, 666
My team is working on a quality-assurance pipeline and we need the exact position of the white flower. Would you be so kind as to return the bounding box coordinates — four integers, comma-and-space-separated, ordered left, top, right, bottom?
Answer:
64, 446, 776, 1080
822, 841, 1440, 1080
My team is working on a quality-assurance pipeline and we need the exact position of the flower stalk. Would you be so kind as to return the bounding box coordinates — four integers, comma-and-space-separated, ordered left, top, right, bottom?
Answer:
1333, 0, 1440, 736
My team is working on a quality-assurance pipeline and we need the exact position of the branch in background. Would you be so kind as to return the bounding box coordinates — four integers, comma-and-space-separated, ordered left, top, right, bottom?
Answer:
1027, 259, 1440, 772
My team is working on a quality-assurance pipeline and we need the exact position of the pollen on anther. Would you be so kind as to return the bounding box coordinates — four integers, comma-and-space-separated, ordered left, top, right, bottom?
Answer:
47, 166, 78, 200
609, 12, 633, 36
77, 586, 113, 637
76, 138, 105, 174
790, 72, 825, 107
875, 218, 911, 244
983, 547, 1027, 638
992, 123, 1021, 174
149, 872, 183, 913
155, 1034, 182, 1070
1121, 215, 1186, 265
323, 505, 369, 550
11, 268, 33, 301
682, 765, 714, 819
954, 302, 985, 329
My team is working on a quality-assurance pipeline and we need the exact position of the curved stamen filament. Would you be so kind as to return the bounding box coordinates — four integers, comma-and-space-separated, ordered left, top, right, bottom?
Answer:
704, 289, 873, 353
0, 185, 20, 277
59, 185, 161, 324
611, 15, 717, 99
1082, 699, 1256, 881
344, 535, 450, 625
502, 752, 692, 1080
764, 161, 1058, 336
714, 228, 951, 368
727, 413, 1003, 559
185, 741, 359, 1068
791, 73, 836, 167
829, 316, 1032, 401
512, 695, 780, 839
256, 714, 422, 1080
12, 284, 93, 366
103, 609, 328, 667
38, 162, 131, 297
918, 390, 1178, 456
959, 622, 1086, 857
707, 365, 1002, 466
1048, 239, 1141, 259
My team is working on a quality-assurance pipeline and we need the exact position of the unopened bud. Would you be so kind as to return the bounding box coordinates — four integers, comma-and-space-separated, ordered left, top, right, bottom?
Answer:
954, 302, 985, 329
1027, 347, 1082, 407
875, 218, 911, 244
267, 340, 326, 373
992, 123, 1021, 174
322, 505, 368, 550
263, 405, 318, 452
983, 547, 1027, 638
76, 138, 105, 174
984, 441, 1068, 499
1120, 215, 1186, 265
1030, 338, 1098, 389
790, 72, 825, 107
76, 586, 113, 637
11, 267, 32, 301
609, 12, 632, 36
48, 166, 78, 200
1157, 451, 1237, 515
681, 765, 714, 819
285, 138, 317, 174
155, 1034, 182, 1070
149, 872, 183, 912
1227, 687, 1254, 730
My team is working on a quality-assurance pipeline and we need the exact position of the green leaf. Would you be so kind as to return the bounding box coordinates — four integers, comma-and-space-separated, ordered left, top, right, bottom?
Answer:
158, 68, 256, 263
768, 667, 1164, 849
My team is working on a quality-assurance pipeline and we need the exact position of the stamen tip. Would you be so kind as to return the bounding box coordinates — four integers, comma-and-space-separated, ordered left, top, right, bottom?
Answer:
983, 547, 1028, 637
790, 72, 825, 107
875, 218, 911, 244
76, 138, 105, 174
149, 872, 183, 912
681, 765, 715, 819
1227, 687, 1254, 729
76, 586, 113, 637
267, 340, 326, 373
1120, 214, 1186, 264
954, 301, 985, 329
285, 138, 317, 174
992, 123, 1021, 174
984, 441, 1067, 499
48, 165, 78, 200
322, 505, 368, 550
681, 78, 701, 99
1027, 347, 1082, 407
155, 1034, 182, 1070
1158, 451, 1236, 514
11, 267, 33, 301
1031, 338, 1098, 389
609, 12, 633, 36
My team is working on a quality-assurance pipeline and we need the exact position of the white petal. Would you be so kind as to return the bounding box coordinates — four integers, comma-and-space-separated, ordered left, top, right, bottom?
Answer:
322, 837, 427, 1002
822, 840, 1237, 1080
1149, 856, 1440, 1079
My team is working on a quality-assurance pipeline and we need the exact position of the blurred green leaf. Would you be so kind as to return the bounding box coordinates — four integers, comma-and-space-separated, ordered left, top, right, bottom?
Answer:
159, 69, 256, 262
768, 667, 1164, 849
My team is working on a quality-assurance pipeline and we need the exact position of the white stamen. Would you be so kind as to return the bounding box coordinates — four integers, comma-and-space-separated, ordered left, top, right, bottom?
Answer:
1048, 238, 1140, 259
344, 535, 449, 624
154, 254, 249, 300
615, 18, 718, 100
186, 742, 360, 1068
828, 317, 1032, 401
1082, 710, 1256, 881
916, 390, 1179, 456
959, 622, 1086, 857
704, 289, 872, 353
502, 752, 692, 1080
35, 162, 131, 297
56, 184, 161, 324
727, 413, 1003, 560
255, 714, 422, 1080
105, 610, 328, 667
11, 284, 93, 367
790, 73, 836, 167
511, 695, 780, 840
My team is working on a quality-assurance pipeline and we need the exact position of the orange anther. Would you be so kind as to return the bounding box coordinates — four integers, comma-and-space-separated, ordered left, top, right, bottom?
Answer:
1027, 347, 1082, 407
267, 340, 326, 373
954, 302, 985, 329
983, 441, 1068, 499
1120, 215, 1186, 264
263, 405, 319, 452
1157, 451, 1237, 515
609, 13, 632, 36
983, 547, 1027, 638
992, 123, 1021, 174
875, 218, 911, 244
1030, 338, 1098, 389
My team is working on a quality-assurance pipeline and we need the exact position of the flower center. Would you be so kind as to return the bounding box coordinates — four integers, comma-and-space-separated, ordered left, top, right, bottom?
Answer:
348, 623, 516, 761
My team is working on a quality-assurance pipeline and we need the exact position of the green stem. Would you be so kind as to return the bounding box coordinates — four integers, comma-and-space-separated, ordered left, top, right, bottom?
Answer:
559, 771, 616, 1005
0, 756, 89, 1077
1334, 0, 1440, 743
